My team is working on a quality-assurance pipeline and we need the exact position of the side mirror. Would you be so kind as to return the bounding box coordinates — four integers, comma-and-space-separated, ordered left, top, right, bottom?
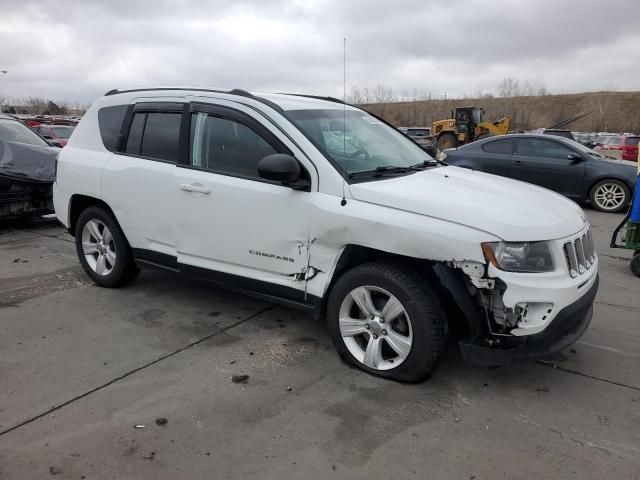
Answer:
567, 153, 583, 162
258, 154, 309, 190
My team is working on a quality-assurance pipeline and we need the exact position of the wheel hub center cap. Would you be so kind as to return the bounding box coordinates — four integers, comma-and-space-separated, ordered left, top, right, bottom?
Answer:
368, 318, 384, 336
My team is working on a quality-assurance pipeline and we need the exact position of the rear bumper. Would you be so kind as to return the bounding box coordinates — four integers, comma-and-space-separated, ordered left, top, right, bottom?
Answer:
459, 274, 598, 366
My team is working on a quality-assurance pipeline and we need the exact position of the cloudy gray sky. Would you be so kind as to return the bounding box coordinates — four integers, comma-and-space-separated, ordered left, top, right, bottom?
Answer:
1, 0, 639, 104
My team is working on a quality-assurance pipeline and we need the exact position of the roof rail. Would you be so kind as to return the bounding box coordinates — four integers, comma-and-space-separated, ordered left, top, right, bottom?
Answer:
103, 87, 283, 112
281, 93, 346, 104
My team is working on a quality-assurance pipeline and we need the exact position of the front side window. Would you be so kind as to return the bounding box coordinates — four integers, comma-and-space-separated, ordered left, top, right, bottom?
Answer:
287, 109, 432, 176
517, 138, 574, 159
124, 111, 181, 162
0, 118, 50, 147
189, 113, 278, 179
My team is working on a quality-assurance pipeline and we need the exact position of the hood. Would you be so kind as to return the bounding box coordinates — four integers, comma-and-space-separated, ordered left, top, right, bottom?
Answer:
349, 166, 587, 241
0, 140, 58, 183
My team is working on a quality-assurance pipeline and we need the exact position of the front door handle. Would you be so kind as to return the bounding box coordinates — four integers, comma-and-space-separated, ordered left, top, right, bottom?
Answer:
513, 160, 525, 166
180, 183, 211, 194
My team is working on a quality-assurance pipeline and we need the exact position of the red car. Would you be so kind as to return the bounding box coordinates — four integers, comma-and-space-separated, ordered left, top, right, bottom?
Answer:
37, 124, 75, 147
605, 134, 639, 162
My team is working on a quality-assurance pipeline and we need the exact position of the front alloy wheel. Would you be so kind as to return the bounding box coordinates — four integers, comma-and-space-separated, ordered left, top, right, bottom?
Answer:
327, 262, 446, 382
339, 286, 413, 370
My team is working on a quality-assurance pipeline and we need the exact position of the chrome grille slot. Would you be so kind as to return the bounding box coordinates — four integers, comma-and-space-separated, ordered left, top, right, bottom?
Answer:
563, 227, 596, 278
563, 242, 578, 278
574, 238, 586, 274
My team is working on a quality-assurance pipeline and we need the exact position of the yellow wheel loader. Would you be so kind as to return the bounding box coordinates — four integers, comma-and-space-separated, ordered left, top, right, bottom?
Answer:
432, 106, 511, 151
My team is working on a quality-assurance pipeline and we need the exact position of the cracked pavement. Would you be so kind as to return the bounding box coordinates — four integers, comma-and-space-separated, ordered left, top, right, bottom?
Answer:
0, 211, 638, 479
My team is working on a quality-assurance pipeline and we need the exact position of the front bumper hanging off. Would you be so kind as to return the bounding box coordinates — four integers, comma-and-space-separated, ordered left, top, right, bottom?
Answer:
459, 274, 599, 366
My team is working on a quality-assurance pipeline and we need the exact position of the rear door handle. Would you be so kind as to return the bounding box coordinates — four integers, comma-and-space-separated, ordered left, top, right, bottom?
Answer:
513, 160, 524, 165
180, 183, 211, 194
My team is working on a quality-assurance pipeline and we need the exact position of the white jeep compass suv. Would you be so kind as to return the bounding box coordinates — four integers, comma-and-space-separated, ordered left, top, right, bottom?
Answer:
54, 88, 599, 382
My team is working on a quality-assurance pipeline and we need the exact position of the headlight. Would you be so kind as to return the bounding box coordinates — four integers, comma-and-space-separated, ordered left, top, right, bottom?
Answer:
481, 241, 556, 273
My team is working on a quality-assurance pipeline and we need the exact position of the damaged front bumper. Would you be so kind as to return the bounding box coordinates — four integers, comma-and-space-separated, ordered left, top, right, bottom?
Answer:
459, 274, 598, 366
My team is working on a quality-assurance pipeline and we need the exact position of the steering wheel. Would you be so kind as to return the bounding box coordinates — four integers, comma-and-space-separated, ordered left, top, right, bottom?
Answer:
348, 149, 370, 160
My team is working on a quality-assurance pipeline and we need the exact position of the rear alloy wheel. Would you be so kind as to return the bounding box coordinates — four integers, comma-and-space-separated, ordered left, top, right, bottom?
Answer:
589, 180, 629, 213
75, 206, 139, 287
327, 262, 446, 382
437, 133, 458, 151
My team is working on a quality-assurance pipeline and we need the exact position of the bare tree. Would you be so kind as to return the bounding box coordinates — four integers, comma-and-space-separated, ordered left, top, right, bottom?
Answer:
496, 77, 521, 97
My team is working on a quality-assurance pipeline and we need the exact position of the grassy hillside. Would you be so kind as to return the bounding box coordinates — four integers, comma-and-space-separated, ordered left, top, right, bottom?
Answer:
361, 91, 640, 133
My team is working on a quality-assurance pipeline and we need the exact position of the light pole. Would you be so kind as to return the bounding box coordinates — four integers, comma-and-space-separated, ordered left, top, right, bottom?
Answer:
0, 70, 7, 113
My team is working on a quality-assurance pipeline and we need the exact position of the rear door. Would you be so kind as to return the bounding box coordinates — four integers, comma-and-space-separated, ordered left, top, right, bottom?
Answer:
511, 137, 585, 198
101, 101, 183, 259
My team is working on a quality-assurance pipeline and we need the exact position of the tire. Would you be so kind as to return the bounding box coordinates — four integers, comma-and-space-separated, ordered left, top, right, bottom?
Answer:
437, 133, 458, 151
589, 179, 630, 213
74, 206, 139, 287
631, 252, 640, 278
326, 262, 446, 382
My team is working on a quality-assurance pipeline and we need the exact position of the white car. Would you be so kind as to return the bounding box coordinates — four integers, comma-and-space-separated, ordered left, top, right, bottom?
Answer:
53, 88, 599, 382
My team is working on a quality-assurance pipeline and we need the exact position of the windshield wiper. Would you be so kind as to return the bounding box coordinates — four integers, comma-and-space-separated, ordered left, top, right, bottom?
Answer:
349, 166, 412, 178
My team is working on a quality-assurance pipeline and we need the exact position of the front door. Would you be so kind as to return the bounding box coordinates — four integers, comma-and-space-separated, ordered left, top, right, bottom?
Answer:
173, 101, 315, 301
511, 137, 585, 199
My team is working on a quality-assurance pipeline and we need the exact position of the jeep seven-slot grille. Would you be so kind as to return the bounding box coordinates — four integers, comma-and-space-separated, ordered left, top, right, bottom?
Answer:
563, 228, 595, 278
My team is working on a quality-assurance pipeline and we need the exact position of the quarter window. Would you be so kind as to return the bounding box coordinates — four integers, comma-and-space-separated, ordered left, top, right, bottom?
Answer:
98, 105, 128, 152
481, 138, 514, 154
189, 113, 278, 179
517, 138, 574, 159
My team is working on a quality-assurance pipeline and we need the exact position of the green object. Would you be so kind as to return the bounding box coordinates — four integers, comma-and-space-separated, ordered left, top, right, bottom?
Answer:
625, 221, 640, 251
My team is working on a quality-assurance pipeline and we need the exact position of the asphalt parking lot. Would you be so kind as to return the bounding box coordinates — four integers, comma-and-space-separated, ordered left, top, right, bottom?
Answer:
0, 209, 638, 480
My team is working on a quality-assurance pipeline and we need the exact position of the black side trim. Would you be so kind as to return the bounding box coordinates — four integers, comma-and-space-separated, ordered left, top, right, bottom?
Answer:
133, 249, 178, 271
180, 263, 319, 311
131, 248, 320, 312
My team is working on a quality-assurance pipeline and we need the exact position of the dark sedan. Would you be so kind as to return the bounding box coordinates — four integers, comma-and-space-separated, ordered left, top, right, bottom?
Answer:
443, 134, 637, 213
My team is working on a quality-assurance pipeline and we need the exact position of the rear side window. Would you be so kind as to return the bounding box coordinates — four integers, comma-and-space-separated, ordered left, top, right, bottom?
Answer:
624, 137, 639, 146
481, 138, 514, 154
98, 105, 128, 152
124, 111, 182, 162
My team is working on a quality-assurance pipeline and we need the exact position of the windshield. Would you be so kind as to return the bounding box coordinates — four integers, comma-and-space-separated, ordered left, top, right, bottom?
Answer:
52, 126, 74, 138
286, 109, 432, 176
0, 118, 50, 147
563, 138, 610, 159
